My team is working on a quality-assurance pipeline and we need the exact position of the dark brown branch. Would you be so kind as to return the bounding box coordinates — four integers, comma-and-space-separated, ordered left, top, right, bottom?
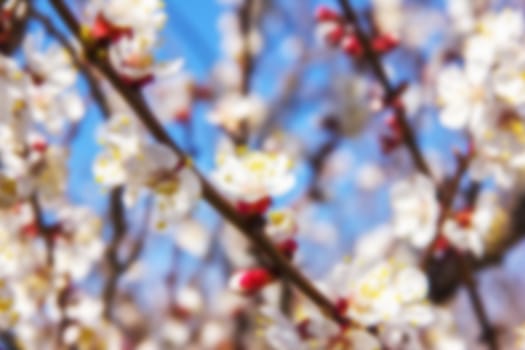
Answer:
457, 253, 498, 350
421, 150, 472, 268
49, 0, 348, 326
102, 186, 127, 320
238, 0, 255, 95
0, 0, 29, 55
336, 0, 431, 177
420, 149, 498, 349
29, 193, 54, 267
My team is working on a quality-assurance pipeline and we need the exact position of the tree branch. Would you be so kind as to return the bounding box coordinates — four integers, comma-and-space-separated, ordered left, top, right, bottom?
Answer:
29, 192, 54, 267
336, 0, 431, 177
49, 0, 348, 326
458, 252, 499, 350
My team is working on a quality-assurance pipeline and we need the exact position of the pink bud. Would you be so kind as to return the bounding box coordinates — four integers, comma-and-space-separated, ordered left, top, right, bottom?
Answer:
91, 13, 132, 44
335, 298, 349, 315
432, 234, 451, 255
278, 238, 298, 258
20, 221, 38, 238
326, 24, 345, 46
372, 34, 399, 54
385, 114, 401, 133
229, 268, 274, 294
236, 196, 272, 215
31, 139, 48, 153
341, 35, 362, 56
296, 319, 311, 339
455, 208, 473, 228
119, 73, 154, 89
314, 6, 340, 22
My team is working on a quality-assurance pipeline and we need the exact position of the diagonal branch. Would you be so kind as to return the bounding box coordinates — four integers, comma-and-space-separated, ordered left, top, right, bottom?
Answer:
29, 192, 54, 267
49, 0, 347, 326
336, 0, 431, 177
102, 186, 127, 320
238, 0, 255, 95
457, 252, 498, 350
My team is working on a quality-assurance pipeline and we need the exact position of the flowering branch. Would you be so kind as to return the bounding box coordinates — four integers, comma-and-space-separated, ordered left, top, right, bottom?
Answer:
30, 8, 153, 322
335, 0, 431, 177
28, 6, 111, 120
331, 3, 498, 347
49, 0, 348, 326
458, 251, 499, 350
419, 149, 498, 349
421, 150, 472, 268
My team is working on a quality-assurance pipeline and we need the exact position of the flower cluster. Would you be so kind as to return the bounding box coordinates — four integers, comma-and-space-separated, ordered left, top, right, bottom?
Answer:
213, 147, 295, 214
1, 0, 525, 349
437, 8, 525, 187
93, 113, 201, 228
0, 38, 81, 208
315, 5, 399, 57
83, 0, 181, 87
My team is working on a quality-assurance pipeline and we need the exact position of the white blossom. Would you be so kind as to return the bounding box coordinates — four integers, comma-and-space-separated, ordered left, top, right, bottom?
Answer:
213, 149, 295, 204
390, 174, 439, 248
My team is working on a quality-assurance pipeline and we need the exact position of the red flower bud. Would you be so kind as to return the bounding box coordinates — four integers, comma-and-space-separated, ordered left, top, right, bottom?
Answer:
278, 238, 298, 259
229, 268, 274, 294
372, 34, 399, 54
119, 73, 154, 89
236, 196, 272, 215
455, 208, 473, 228
314, 6, 340, 22
20, 221, 38, 238
432, 234, 451, 255
326, 25, 345, 46
341, 35, 362, 56
31, 139, 48, 153
335, 298, 349, 315
296, 319, 311, 339
91, 13, 132, 44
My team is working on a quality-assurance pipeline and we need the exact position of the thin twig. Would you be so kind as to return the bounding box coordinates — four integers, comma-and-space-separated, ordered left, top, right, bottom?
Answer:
457, 252, 498, 350
102, 186, 127, 320
418, 149, 498, 349
49, 0, 348, 326
238, 0, 255, 95
421, 151, 472, 268
102, 187, 151, 321
336, 0, 431, 177
29, 193, 54, 267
